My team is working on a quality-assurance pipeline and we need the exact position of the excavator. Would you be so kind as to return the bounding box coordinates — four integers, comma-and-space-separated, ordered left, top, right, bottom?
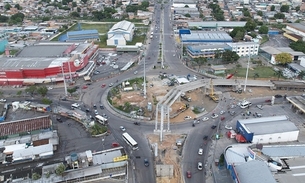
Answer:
208, 79, 219, 103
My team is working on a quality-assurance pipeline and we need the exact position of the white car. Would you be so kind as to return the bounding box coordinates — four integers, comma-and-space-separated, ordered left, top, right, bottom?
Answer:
184, 116, 192, 120
220, 110, 225, 115
225, 125, 233, 130
0, 99, 6, 103
198, 148, 203, 155
201, 117, 209, 121
198, 162, 203, 170
211, 113, 218, 119
120, 126, 126, 132
94, 110, 98, 115
109, 83, 114, 87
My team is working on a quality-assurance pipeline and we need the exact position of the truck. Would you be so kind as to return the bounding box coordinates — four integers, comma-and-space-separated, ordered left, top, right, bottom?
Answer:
181, 93, 191, 102
71, 103, 80, 109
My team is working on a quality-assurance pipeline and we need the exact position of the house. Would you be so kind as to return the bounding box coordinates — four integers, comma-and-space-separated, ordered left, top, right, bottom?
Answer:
107, 20, 135, 46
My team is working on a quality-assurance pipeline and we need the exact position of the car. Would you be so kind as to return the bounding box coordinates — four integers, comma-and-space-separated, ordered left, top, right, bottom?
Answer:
109, 83, 114, 87
211, 125, 217, 129
203, 135, 208, 140
0, 99, 6, 103
134, 122, 140, 125
101, 84, 106, 88
94, 110, 98, 115
197, 162, 203, 170
193, 118, 199, 124
102, 114, 108, 118
56, 116, 62, 122
198, 148, 203, 155
225, 125, 233, 130
61, 97, 67, 101
275, 94, 283, 98
211, 113, 218, 119
254, 112, 262, 118
47, 87, 53, 90
144, 159, 149, 167
265, 99, 271, 102
86, 83, 92, 85
186, 171, 191, 178
93, 104, 97, 109
120, 126, 126, 132
229, 111, 236, 116
134, 71, 138, 75
82, 85, 88, 89
85, 109, 90, 113
100, 105, 104, 109
201, 117, 209, 121
220, 110, 225, 115
184, 116, 192, 120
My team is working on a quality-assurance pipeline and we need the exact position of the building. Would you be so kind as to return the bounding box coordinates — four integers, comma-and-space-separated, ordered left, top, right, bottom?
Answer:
186, 42, 259, 58
187, 21, 247, 31
259, 46, 305, 64
283, 22, 305, 41
0, 42, 98, 85
59, 30, 100, 42
225, 143, 305, 183
172, 0, 197, 8
107, 20, 135, 46
236, 115, 299, 144
180, 31, 233, 44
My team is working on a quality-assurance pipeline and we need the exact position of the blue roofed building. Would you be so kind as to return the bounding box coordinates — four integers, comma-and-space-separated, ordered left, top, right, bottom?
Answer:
107, 20, 135, 46
59, 30, 100, 42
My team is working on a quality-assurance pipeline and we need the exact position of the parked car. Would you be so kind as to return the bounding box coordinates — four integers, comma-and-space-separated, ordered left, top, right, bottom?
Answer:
86, 83, 92, 85
120, 126, 126, 132
198, 148, 203, 155
225, 125, 233, 130
265, 99, 271, 102
109, 83, 114, 87
82, 85, 88, 89
56, 116, 62, 122
197, 162, 203, 170
275, 94, 283, 98
85, 109, 90, 113
184, 116, 192, 120
0, 99, 6, 102
134, 122, 140, 125
102, 114, 108, 119
201, 117, 209, 121
211, 125, 217, 129
229, 111, 236, 116
100, 105, 104, 109
144, 159, 149, 167
94, 110, 98, 115
134, 71, 138, 75
186, 171, 192, 178
101, 84, 106, 88
220, 110, 225, 115
93, 104, 97, 109
203, 135, 208, 140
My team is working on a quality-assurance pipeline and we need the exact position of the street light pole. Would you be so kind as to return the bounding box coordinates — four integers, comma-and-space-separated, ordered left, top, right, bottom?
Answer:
61, 64, 68, 96
244, 53, 250, 92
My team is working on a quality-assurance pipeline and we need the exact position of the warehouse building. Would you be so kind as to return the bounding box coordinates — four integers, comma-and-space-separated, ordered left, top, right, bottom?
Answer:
107, 20, 135, 46
236, 115, 299, 144
283, 23, 305, 42
187, 21, 247, 31
180, 31, 232, 44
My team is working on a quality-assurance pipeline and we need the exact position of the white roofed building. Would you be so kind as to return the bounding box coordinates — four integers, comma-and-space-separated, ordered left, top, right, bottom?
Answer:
107, 20, 135, 46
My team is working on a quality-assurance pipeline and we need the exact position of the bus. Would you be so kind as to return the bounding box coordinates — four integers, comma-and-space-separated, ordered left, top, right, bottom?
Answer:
95, 115, 108, 125
122, 132, 138, 150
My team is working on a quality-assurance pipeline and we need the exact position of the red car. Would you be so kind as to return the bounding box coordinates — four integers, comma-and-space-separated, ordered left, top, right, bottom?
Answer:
82, 85, 88, 89
186, 171, 191, 178
101, 84, 106, 88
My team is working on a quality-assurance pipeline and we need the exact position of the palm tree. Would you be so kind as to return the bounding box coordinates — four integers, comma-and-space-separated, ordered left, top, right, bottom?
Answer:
274, 70, 283, 80
298, 70, 305, 80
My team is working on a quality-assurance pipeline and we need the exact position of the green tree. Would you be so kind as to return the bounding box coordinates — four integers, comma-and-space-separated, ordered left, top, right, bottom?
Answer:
275, 53, 292, 65
25, 86, 37, 96
90, 124, 107, 135
81, 0, 88, 3
290, 40, 305, 53
42, 16, 50, 21
67, 87, 77, 94
32, 172, 41, 180
274, 13, 285, 19
0, 15, 9, 22
235, 31, 245, 41
270, 5, 275, 11
295, 6, 300, 12
280, 5, 289, 13
41, 98, 52, 104
258, 25, 269, 34
37, 86, 48, 97
274, 70, 283, 80
16, 90, 22, 97
184, 5, 189, 8
72, 2, 77, 7
55, 164, 66, 176
297, 70, 305, 79
14, 4, 22, 10
70, 11, 80, 17
222, 50, 240, 63
184, 13, 191, 17
4, 3, 12, 10
230, 27, 245, 38
245, 20, 257, 31
194, 57, 207, 70
243, 10, 251, 17
253, 73, 259, 80
257, 10, 263, 16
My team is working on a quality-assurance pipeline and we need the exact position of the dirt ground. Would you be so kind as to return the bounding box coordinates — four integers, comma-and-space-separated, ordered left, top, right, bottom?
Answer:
148, 134, 184, 183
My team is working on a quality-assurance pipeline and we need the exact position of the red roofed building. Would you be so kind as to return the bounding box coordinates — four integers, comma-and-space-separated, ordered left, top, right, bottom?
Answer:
0, 115, 52, 137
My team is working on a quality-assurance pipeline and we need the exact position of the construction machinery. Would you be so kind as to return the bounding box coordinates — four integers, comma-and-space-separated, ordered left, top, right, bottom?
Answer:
208, 79, 219, 103
181, 92, 192, 102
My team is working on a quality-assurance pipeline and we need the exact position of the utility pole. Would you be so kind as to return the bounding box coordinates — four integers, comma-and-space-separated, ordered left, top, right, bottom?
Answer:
244, 53, 251, 92
61, 64, 68, 96
143, 58, 147, 98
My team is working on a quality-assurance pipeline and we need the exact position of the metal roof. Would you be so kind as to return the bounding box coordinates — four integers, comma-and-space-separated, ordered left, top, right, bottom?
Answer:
238, 115, 298, 135
260, 46, 282, 55
17, 44, 70, 57
109, 20, 133, 32
262, 145, 305, 157
287, 23, 305, 33
181, 31, 232, 42
67, 29, 98, 36
188, 21, 247, 28
234, 160, 277, 183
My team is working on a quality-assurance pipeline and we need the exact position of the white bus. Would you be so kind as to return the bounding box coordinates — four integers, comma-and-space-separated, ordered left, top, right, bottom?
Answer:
95, 115, 108, 125
122, 132, 138, 150
239, 100, 252, 109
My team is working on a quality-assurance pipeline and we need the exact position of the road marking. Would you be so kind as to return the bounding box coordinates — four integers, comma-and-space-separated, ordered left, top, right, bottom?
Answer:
1, 169, 16, 173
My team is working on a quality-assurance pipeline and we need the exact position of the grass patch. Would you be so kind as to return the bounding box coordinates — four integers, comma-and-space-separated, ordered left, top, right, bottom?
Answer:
81, 23, 114, 34
226, 66, 277, 79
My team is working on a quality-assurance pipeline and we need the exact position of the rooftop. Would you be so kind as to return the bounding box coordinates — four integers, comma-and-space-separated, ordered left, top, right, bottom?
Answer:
17, 44, 70, 57
187, 21, 247, 28
181, 31, 232, 42
109, 20, 134, 32
287, 23, 305, 33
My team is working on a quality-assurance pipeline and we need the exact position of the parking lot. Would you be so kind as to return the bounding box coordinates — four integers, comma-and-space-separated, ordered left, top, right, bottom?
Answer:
91, 51, 138, 81
262, 35, 291, 47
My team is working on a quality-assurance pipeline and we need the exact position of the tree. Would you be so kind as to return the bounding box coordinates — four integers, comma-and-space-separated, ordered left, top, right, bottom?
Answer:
274, 13, 285, 19
274, 70, 283, 80
295, 6, 300, 12
257, 11, 263, 17
90, 124, 107, 135
235, 31, 245, 41
275, 53, 292, 65
222, 50, 240, 63
37, 86, 48, 97
243, 10, 251, 17
55, 164, 66, 176
258, 25, 269, 34
14, 4, 22, 10
0, 15, 9, 22
245, 20, 257, 32
67, 87, 77, 94
184, 5, 189, 8
297, 70, 305, 80
32, 172, 41, 180
184, 13, 191, 17
253, 73, 259, 80
4, 3, 11, 10
25, 86, 37, 96
270, 5, 275, 11
42, 98, 52, 104
290, 40, 305, 53
280, 5, 289, 13
70, 11, 80, 17
194, 57, 207, 70
16, 90, 22, 97
230, 27, 245, 38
